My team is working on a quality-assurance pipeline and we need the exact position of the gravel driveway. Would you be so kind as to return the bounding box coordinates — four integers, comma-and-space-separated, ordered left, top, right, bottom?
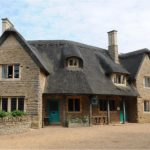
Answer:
0, 123, 150, 149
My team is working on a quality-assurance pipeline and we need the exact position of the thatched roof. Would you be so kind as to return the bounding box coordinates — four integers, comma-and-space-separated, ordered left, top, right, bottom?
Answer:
28, 40, 138, 96
120, 49, 150, 80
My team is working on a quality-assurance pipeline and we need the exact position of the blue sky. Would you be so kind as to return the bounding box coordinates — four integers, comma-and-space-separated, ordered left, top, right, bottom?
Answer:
0, 0, 150, 53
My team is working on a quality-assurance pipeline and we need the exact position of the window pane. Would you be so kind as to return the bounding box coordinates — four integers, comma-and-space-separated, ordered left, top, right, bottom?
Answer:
14, 64, 19, 78
68, 99, 74, 111
73, 59, 78, 66
8, 65, 13, 78
69, 59, 73, 66
144, 101, 150, 112
11, 98, 17, 111
145, 78, 148, 87
99, 100, 107, 111
145, 77, 150, 87
2, 65, 7, 78
110, 100, 116, 111
75, 99, 80, 111
99, 100, 103, 111
2, 98, 8, 112
18, 98, 24, 111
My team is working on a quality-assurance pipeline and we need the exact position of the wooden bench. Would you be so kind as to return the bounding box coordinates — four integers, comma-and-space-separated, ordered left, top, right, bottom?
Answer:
92, 116, 108, 125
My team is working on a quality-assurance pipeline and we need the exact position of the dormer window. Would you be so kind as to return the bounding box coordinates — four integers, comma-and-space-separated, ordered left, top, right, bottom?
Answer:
68, 58, 79, 67
66, 57, 83, 70
112, 74, 126, 85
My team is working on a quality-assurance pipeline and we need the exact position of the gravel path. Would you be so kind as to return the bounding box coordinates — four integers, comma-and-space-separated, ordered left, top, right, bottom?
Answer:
0, 123, 150, 149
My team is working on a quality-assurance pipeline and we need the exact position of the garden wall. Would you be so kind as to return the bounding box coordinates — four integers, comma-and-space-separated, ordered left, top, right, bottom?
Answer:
0, 117, 31, 135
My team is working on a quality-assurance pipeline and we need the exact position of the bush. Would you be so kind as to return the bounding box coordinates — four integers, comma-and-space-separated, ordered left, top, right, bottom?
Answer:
11, 110, 27, 117
0, 110, 27, 118
0, 111, 8, 118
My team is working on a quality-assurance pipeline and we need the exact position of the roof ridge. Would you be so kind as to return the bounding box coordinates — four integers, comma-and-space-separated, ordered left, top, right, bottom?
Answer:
28, 40, 107, 52
120, 48, 149, 58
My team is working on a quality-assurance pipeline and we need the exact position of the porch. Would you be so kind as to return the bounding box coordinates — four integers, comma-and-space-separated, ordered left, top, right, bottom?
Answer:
42, 95, 137, 127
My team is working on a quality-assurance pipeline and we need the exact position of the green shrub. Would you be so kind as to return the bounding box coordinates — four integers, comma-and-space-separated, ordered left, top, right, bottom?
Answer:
11, 110, 27, 117
0, 111, 8, 118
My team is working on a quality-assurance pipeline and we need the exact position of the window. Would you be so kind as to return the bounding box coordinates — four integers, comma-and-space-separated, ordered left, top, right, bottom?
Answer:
18, 97, 25, 111
68, 98, 81, 112
11, 98, 17, 111
144, 77, 150, 88
0, 97, 25, 112
109, 100, 116, 111
2, 98, 8, 112
2, 64, 20, 79
144, 100, 150, 112
99, 100, 107, 111
67, 58, 79, 69
113, 74, 126, 85
99, 100, 116, 111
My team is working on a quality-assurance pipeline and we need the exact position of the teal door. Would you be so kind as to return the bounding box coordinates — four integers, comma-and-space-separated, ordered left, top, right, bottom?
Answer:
120, 101, 126, 123
48, 100, 60, 124
120, 110, 124, 123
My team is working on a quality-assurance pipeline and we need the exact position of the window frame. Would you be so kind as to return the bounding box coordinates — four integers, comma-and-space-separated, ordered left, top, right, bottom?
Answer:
1, 64, 20, 80
144, 100, 150, 113
99, 99, 107, 111
99, 99, 116, 112
67, 96, 82, 113
144, 76, 150, 88
113, 74, 126, 86
67, 57, 80, 69
0, 97, 26, 112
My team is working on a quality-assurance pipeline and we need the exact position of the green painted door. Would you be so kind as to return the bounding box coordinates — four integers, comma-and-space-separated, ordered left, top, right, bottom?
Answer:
120, 101, 126, 123
120, 110, 124, 123
48, 100, 60, 124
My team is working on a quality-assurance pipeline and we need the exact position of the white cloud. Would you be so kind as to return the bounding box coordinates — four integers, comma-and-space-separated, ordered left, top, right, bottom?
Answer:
1, 0, 150, 53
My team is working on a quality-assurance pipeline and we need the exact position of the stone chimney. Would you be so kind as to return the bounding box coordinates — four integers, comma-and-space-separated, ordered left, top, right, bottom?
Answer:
108, 30, 119, 64
2, 18, 14, 33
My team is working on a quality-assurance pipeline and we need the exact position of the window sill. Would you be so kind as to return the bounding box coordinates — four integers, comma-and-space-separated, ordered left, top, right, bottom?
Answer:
0, 78, 21, 81
66, 68, 82, 71
143, 111, 150, 114
144, 87, 150, 89
114, 83, 127, 87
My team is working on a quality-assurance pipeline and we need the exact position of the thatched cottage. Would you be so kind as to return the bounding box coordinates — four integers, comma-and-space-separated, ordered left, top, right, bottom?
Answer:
0, 18, 149, 128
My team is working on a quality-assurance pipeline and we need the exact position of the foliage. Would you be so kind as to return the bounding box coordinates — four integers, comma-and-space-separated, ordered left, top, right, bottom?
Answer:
0, 111, 8, 118
11, 110, 27, 117
0, 110, 27, 118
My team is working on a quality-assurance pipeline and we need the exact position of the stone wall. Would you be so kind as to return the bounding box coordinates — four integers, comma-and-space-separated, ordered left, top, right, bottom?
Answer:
0, 34, 43, 128
136, 54, 150, 122
0, 117, 31, 135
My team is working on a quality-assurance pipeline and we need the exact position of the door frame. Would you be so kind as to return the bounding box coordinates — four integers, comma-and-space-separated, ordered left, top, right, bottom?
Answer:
48, 99, 60, 124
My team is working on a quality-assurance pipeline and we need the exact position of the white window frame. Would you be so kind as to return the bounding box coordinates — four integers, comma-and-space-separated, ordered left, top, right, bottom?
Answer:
112, 74, 126, 86
0, 97, 26, 112
144, 76, 150, 88
67, 58, 79, 69
143, 100, 150, 113
0, 64, 20, 80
